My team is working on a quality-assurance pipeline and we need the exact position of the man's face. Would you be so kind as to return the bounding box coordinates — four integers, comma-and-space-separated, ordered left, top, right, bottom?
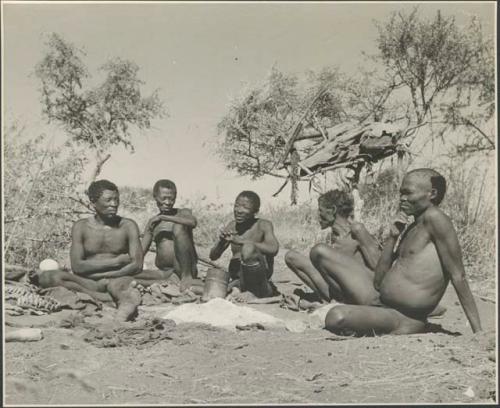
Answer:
155, 187, 176, 214
233, 196, 256, 224
93, 189, 119, 219
318, 202, 336, 230
399, 174, 433, 216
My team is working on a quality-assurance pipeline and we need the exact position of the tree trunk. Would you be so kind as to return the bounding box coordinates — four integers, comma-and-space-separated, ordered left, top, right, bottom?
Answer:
290, 148, 300, 205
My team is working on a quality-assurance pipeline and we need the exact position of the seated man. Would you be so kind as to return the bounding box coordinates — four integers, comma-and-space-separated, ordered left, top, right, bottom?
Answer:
141, 179, 201, 293
209, 191, 279, 302
324, 168, 482, 335
285, 189, 381, 308
38, 180, 143, 321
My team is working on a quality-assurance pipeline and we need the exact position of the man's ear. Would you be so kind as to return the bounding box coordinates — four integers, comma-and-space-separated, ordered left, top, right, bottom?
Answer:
429, 188, 438, 202
331, 204, 337, 216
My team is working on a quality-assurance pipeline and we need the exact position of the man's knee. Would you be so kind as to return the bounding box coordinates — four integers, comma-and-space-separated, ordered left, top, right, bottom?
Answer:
284, 250, 301, 268
173, 223, 189, 237
241, 242, 259, 263
325, 306, 348, 330
309, 243, 332, 264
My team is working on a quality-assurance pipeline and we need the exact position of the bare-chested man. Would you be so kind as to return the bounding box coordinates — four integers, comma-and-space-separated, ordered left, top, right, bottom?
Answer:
38, 180, 142, 321
209, 191, 279, 302
141, 179, 201, 293
285, 189, 381, 308
323, 169, 482, 335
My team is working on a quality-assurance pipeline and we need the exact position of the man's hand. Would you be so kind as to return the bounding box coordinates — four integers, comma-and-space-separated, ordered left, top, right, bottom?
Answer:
218, 225, 236, 242
116, 253, 131, 265
146, 215, 164, 232
226, 234, 245, 246
389, 212, 412, 238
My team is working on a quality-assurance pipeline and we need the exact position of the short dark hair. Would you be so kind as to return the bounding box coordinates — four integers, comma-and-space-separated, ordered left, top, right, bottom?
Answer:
237, 190, 261, 212
318, 189, 354, 217
87, 180, 118, 203
153, 179, 177, 196
407, 168, 447, 205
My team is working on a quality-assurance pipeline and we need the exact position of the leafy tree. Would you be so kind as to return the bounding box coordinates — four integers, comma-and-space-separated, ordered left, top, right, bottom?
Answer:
216, 68, 300, 180
216, 67, 356, 177
374, 8, 494, 151
35, 33, 165, 182
217, 66, 407, 203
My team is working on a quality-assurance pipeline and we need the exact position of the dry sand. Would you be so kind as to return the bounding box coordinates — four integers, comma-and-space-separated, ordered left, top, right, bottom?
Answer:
4, 250, 497, 405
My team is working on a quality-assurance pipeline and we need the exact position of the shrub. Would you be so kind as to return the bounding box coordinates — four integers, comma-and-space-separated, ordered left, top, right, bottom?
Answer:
4, 124, 88, 269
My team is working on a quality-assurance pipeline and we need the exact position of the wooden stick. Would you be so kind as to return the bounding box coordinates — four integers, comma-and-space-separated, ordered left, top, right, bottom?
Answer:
272, 177, 290, 197
197, 256, 228, 273
274, 87, 328, 170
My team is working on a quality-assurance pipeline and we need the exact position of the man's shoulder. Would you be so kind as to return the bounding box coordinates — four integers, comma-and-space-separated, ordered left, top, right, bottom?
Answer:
73, 217, 91, 229
178, 208, 193, 215
256, 218, 274, 229
423, 206, 454, 232
423, 206, 450, 223
120, 217, 139, 227
350, 221, 369, 234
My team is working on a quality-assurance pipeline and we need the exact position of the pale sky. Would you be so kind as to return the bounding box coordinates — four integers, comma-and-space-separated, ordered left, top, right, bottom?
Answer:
2, 1, 495, 206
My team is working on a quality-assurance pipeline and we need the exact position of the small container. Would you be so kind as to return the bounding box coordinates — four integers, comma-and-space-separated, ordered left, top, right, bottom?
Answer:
202, 268, 229, 302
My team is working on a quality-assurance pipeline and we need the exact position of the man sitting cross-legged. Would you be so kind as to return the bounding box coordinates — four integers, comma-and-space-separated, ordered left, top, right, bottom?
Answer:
209, 191, 279, 302
38, 180, 143, 321
285, 189, 382, 310
140, 179, 202, 294
324, 169, 482, 335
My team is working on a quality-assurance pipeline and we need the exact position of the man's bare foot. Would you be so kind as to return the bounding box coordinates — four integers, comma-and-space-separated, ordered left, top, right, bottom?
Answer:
228, 289, 258, 303
171, 289, 198, 305
180, 277, 203, 294
281, 294, 323, 312
116, 281, 141, 322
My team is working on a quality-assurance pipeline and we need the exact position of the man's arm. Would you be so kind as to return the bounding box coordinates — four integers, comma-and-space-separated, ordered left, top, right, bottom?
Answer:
141, 215, 162, 255
158, 208, 197, 228
350, 222, 381, 270
425, 209, 482, 333
373, 236, 397, 290
70, 221, 129, 276
373, 213, 407, 290
87, 220, 144, 280
229, 220, 279, 257
209, 222, 232, 260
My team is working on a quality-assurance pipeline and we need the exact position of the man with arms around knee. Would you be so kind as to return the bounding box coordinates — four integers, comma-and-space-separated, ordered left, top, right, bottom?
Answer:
39, 180, 142, 321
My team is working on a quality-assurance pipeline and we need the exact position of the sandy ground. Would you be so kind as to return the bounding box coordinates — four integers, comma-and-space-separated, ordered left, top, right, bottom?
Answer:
4, 250, 497, 405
